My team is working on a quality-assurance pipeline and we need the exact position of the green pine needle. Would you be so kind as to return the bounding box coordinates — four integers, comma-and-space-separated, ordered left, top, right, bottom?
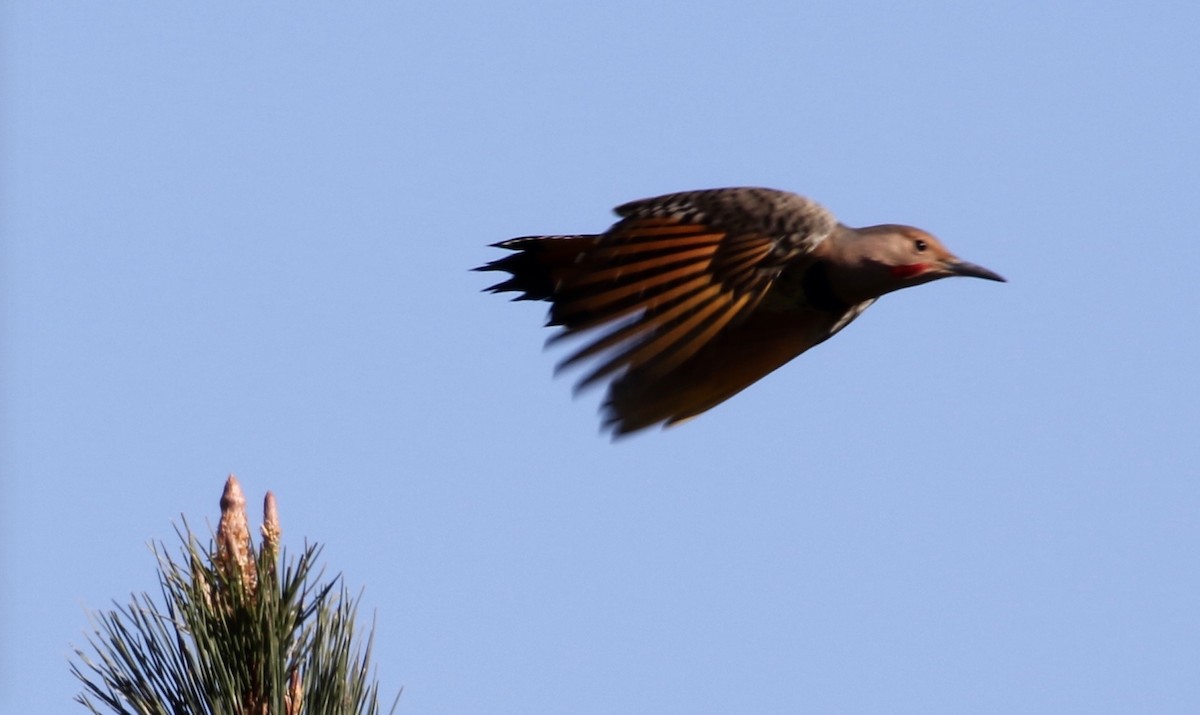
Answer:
71, 519, 398, 715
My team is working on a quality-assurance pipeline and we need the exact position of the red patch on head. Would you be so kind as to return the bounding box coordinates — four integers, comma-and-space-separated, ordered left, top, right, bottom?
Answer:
890, 263, 930, 279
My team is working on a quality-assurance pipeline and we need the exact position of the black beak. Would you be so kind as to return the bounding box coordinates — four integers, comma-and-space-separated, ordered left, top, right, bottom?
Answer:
946, 259, 1006, 282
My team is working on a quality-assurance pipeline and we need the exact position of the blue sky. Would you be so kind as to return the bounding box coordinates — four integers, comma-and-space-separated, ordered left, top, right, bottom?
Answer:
4, 2, 1199, 713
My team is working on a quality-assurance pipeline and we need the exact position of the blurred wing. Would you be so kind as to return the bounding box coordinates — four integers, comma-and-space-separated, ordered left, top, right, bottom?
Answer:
603, 300, 874, 435
549, 188, 837, 393
552, 216, 774, 387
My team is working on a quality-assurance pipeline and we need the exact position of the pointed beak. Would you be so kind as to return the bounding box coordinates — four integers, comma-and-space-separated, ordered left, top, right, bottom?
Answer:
945, 259, 1006, 282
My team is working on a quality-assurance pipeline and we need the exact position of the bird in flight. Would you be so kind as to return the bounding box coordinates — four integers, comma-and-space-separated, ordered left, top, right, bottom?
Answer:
477, 187, 1004, 436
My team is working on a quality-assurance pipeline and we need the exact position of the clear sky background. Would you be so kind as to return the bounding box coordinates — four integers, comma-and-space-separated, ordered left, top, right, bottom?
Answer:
4, 2, 1199, 713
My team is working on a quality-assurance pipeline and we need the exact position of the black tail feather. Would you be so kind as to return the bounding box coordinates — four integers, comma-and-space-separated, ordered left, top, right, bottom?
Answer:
474, 235, 595, 302
475, 250, 555, 300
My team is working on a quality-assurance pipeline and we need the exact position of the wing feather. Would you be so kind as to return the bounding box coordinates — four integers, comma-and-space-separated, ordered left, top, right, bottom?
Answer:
570, 245, 718, 286
575, 285, 727, 387
550, 275, 711, 350
481, 187, 842, 433
564, 284, 722, 372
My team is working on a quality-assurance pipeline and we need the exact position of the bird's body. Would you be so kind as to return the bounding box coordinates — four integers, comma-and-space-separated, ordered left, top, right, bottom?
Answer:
477, 187, 1004, 435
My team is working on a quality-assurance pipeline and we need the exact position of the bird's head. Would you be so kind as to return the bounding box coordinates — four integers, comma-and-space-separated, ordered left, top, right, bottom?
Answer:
833, 224, 1005, 302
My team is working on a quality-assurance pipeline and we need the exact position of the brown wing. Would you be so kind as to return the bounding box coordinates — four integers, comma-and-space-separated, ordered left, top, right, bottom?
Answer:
602, 300, 873, 435
479, 187, 839, 434
551, 215, 778, 388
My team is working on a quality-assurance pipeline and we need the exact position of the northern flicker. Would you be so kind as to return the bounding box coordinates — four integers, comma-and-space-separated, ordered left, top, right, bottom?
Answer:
477, 187, 1004, 435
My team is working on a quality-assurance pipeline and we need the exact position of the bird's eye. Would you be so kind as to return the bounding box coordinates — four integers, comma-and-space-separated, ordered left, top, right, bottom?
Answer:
914, 239, 928, 252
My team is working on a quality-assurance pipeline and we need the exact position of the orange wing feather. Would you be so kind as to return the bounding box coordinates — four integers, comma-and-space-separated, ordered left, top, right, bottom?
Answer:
545, 217, 779, 390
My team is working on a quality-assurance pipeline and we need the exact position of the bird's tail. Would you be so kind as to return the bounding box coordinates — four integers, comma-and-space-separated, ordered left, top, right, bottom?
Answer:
474, 235, 603, 303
